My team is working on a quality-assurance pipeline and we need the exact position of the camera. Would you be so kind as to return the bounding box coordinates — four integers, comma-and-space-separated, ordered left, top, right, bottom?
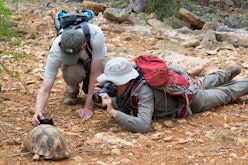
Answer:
39, 118, 54, 126
92, 81, 117, 104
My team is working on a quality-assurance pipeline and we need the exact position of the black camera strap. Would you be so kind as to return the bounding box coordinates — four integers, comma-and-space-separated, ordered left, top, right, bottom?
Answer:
117, 80, 137, 110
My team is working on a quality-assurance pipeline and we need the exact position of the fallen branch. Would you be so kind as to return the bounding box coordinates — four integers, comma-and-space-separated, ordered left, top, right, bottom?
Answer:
8, 152, 32, 157
74, 149, 103, 154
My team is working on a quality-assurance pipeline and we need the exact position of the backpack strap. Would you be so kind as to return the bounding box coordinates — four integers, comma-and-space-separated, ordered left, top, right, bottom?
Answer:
167, 67, 197, 115
78, 22, 92, 59
130, 78, 146, 107
129, 66, 143, 107
168, 67, 196, 95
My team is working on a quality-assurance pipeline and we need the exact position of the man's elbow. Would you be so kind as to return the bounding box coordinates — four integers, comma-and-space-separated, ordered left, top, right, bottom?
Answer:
138, 120, 152, 133
139, 125, 151, 133
128, 125, 151, 134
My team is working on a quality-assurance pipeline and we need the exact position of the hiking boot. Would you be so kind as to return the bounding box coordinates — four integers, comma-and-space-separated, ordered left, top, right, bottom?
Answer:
63, 90, 78, 105
227, 66, 241, 80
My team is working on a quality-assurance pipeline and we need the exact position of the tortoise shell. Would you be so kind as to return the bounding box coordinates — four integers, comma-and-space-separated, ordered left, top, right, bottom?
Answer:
21, 124, 70, 160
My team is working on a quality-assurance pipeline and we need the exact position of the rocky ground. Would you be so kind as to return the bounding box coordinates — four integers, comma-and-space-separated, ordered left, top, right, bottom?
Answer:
0, 1, 248, 165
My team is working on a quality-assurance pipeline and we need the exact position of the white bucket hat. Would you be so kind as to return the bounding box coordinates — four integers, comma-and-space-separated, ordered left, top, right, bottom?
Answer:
97, 57, 139, 85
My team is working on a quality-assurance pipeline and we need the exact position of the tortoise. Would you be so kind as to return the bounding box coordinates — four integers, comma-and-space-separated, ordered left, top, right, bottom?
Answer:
21, 124, 70, 160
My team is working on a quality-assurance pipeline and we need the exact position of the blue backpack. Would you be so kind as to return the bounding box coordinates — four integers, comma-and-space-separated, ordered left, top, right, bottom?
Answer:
55, 10, 94, 33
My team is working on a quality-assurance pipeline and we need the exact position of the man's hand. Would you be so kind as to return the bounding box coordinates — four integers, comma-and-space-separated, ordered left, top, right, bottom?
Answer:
78, 107, 93, 121
94, 82, 101, 93
100, 93, 117, 117
100, 93, 112, 108
32, 112, 44, 126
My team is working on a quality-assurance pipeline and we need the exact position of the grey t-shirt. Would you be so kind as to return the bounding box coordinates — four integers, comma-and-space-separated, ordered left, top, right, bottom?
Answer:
114, 83, 182, 133
45, 24, 107, 78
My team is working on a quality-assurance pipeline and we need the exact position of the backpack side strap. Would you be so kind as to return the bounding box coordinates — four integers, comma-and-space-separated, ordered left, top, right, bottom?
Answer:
168, 66, 197, 95
130, 78, 146, 107
167, 67, 197, 115
78, 22, 92, 59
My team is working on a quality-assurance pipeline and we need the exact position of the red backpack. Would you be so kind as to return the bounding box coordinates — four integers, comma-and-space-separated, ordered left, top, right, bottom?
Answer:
131, 54, 197, 118
134, 54, 170, 88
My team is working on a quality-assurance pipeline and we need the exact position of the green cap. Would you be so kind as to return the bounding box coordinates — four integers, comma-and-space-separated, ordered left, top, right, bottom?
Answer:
60, 30, 85, 65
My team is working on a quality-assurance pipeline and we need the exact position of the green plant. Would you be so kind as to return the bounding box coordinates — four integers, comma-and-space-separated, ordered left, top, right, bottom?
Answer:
0, 45, 31, 93
148, 0, 192, 20
0, 0, 30, 93
241, 0, 248, 28
0, 0, 17, 40
0, 61, 30, 93
110, 0, 129, 8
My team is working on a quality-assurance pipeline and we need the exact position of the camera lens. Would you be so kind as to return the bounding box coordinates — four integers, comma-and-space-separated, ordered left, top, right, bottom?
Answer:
92, 93, 101, 103
92, 81, 117, 104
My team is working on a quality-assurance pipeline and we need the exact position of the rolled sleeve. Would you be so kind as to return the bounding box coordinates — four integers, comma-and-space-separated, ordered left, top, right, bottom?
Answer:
89, 24, 107, 60
44, 38, 62, 78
